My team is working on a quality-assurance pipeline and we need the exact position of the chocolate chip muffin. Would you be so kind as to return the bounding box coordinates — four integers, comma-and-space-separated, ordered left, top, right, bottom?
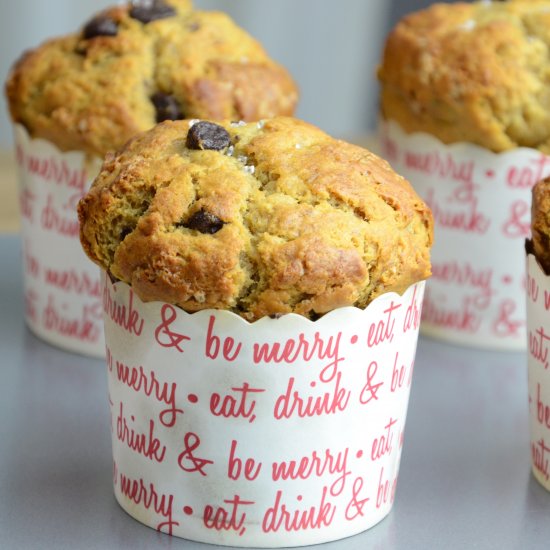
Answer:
78, 117, 433, 321
5, 0, 298, 158
532, 179, 550, 274
378, 0, 550, 152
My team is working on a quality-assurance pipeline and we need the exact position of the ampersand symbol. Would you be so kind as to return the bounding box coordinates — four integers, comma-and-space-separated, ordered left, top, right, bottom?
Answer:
177, 432, 214, 476
85, 300, 103, 320
154, 304, 191, 353
345, 476, 369, 520
493, 299, 524, 338
359, 361, 383, 405
451, 179, 477, 204
502, 200, 530, 239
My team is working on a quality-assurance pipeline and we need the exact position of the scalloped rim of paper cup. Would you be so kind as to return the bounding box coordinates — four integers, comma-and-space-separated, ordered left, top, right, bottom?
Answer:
14, 123, 105, 359
14, 123, 101, 165
379, 118, 540, 351
526, 247, 550, 279
380, 118, 548, 159
106, 278, 427, 327
103, 273, 426, 547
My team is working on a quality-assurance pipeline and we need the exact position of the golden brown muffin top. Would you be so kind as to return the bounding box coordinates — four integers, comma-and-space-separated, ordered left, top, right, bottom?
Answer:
379, 0, 550, 152
5, 0, 298, 158
79, 117, 433, 321
532, 178, 550, 274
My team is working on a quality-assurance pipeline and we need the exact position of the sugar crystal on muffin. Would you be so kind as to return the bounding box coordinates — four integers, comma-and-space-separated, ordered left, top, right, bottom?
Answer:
79, 117, 433, 320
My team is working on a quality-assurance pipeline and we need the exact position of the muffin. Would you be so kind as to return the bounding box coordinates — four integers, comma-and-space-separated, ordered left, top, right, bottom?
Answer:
6, 0, 298, 158
531, 178, 550, 274
5, 0, 298, 357
377, 0, 550, 350
79, 117, 433, 320
79, 116, 433, 545
378, 0, 550, 153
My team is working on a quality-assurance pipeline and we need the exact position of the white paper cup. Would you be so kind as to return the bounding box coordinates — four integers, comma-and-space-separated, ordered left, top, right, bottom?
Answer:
14, 124, 104, 358
526, 252, 550, 491
378, 119, 550, 351
102, 272, 425, 547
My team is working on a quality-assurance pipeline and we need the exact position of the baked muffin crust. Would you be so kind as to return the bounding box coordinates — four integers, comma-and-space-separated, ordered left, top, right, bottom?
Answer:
79, 117, 433, 320
532, 178, 550, 274
379, 0, 550, 152
5, 0, 298, 157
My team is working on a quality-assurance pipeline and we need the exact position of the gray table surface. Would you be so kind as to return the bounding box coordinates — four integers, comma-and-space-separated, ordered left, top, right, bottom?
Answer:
1, 234, 549, 550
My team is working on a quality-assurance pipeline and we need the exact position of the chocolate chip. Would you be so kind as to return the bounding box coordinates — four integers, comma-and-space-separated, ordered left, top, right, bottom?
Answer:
120, 227, 132, 240
151, 92, 184, 122
186, 122, 231, 151
129, 1, 176, 24
83, 16, 118, 39
188, 22, 201, 32
185, 210, 225, 234
269, 313, 284, 320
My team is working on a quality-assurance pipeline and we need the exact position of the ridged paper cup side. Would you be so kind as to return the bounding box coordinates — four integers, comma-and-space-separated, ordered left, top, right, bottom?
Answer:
13, 124, 104, 358
526, 253, 550, 491
102, 271, 425, 547
379, 119, 550, 351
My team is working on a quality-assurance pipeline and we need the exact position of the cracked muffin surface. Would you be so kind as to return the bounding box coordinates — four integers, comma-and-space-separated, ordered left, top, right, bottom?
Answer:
79, 117, 433, 320
5, 0, 298, 158
532, 179, 550, 274
378, 0, 550, 152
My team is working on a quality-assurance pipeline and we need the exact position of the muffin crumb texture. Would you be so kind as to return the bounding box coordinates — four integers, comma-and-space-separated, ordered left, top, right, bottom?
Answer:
379, 0, 550, 152
5, 0, 297, 157
532, 179, 550, 274
79, 117, 433, 321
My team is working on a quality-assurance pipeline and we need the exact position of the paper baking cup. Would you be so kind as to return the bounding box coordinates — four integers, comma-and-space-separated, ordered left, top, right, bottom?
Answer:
13, 124, 104, 358
526, 253, 550, 491
378, 119, 550, 350
102, 271, 425, 547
